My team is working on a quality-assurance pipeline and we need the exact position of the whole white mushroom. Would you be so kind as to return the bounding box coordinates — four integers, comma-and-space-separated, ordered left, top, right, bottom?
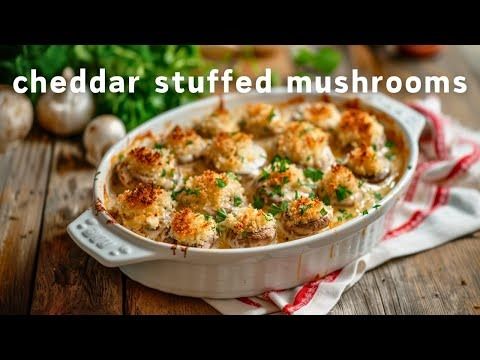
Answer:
0, 85, 34, 153
36, 67, 95, 136
83, 114, 126, 167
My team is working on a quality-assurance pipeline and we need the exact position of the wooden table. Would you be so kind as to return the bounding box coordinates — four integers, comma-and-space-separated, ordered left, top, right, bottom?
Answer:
1, 45, 479, 315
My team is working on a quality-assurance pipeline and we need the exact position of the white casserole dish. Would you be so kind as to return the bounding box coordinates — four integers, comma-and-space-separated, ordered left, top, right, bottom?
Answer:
67, 89, 425, 299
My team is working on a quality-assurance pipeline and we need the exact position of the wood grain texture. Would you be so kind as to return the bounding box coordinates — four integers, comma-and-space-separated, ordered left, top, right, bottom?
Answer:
125, 279, 219, 315
30, 139, 123, 314
0, 128, 52, 314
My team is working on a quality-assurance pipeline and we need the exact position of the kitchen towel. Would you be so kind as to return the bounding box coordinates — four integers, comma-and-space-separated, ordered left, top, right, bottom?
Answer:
204, 96, 480, 315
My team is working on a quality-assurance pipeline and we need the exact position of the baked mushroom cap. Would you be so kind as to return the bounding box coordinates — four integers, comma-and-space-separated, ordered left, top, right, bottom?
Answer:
221, 206, 276, 248
206, 132, 267, 175
116, 183, 175, 240
292, 101, 341, 130
337, 109, 385, 149
240, 103, 287, 137
196, 101, 239, 137
277, 121, 335, 172
175, 170, 246, 215
317, 164, 361, 207
169, 208, 218, 248
346, 144, 391, 183
282, 197, 333, 236
163, 125, 207, 163
116, 146, 181, 190
255, 159, 316, 204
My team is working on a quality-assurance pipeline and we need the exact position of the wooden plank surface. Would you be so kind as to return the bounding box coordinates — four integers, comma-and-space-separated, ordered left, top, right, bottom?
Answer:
330, 45, 480, 314
0, 127, 52, 314
30, 139, 123, 314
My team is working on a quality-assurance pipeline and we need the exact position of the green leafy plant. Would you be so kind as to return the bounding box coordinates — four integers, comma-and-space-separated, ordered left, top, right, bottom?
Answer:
294, 47, 342, 75
0, 45, 209, 131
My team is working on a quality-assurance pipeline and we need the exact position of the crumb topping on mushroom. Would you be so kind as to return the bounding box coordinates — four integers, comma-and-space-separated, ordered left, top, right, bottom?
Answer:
169, 208, 217, 248
164, 125, 207, 163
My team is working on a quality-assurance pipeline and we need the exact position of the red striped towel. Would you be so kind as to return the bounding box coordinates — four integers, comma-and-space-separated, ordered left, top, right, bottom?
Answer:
204, 96, 480, 315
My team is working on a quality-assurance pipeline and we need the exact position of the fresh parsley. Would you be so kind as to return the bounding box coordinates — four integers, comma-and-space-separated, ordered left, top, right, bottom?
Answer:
374, 192, 383, 201
233, 196, 243, 207
260, 168, 270, 181
385, 140, 395, 148
303, 167, 324, 181
299, 204, 313, 216
215, 178, 227, 188
322, 195, 331, 206
268, 201, 289, 216
184, 188, 200, 196
267, 108, 276, 122
215, 208, 228, 222
253, 196, 264, 209
320, 207, 328, 216
335, 186, 352, 202
362, 209, 369, 215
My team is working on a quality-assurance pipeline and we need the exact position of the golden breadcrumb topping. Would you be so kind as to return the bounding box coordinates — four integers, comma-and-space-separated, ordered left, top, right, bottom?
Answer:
347, 144, 386, 178
164, 125, 207, 162
298, 102, 341, 130
241, 103, 286, 136
285, 197, 330, 224
223, 206, 275, 235
337, 109, 385, 148
170, 208, 217, 248
176, 170, 245, 215
277, 121, 334, 170
318, 164, 359, 204
196, 102, 239, 137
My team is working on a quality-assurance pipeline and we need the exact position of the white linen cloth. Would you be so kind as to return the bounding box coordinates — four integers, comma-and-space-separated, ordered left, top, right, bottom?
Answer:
204, 96, 480, 315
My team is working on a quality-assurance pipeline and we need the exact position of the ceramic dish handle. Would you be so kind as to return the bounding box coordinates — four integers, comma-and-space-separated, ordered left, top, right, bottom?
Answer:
361, 93, 426, 141
67, 209, 162, 267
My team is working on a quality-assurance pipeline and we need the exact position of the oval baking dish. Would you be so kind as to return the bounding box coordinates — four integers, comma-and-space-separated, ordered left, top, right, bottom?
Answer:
68, 89, 425, 298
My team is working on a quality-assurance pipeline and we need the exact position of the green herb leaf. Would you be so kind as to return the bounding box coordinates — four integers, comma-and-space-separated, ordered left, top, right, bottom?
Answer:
385, 140, 395, 148
303, 167, 324, 181
372, 144, 377, 152
171, 188, 184, 200
373, 204, 381, 209
161, 169, 167, 177
185, 188, 200, 196
295, 190, 299, 200
299, 204, 313, 216
154, 143, 165, 150
215, 208, 228, 222
385, 152, 395, 160
267, 108, 276, 122
309, 192, 316, 200
374, 192, 383, 201
362, 209, 369, 215
260, 168, 270, 181
253, 196, 264, 209
270, 185, 283, 197
233, 196, 243, 207
322, 195, 331, 206
215, 178, 227, 188
320, 207, 328, 216
335, 185, 352, 202
268, 201, 289, 216
294, 47, 342, 75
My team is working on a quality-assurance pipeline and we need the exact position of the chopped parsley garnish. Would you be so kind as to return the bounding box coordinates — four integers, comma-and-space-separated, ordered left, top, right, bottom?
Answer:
185, 188, 200, 196
171, 189, 184, 200
299, 204, 313, 216
267, 108, 276, 122
320, 207, 328, 216
303, 167, 324, 181
168, 169, 175, 178
295, 190, 299, 200
372, 144, 377, 151
215, 178, 227, 188
233, 196, 243, 207
385, 140, 395, 148
344, 213, 353, 219
374, 192, 383, 201
154, 143, 165, 150
335, 186, 352, 201
271, 155, 291, 172
268, 201, 289, 216
263, 212, 274, 221
186, 140, 193, 145
373, 204, 381, 209
253, 196, 264, 209
270, 185, 283, 197
339, 208, 346, 213
204, 214, 212, 221
260, 168, 271, 181
358, 180, 364, 187
215, 208, 228, 222
362, 209, 369, 215
118, 154, 125, 161
161, 169, 167, 177
309, 192, 316, 199
407, 164, 412, 170
385, 152, 395, 160
322, 195, 331, 206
